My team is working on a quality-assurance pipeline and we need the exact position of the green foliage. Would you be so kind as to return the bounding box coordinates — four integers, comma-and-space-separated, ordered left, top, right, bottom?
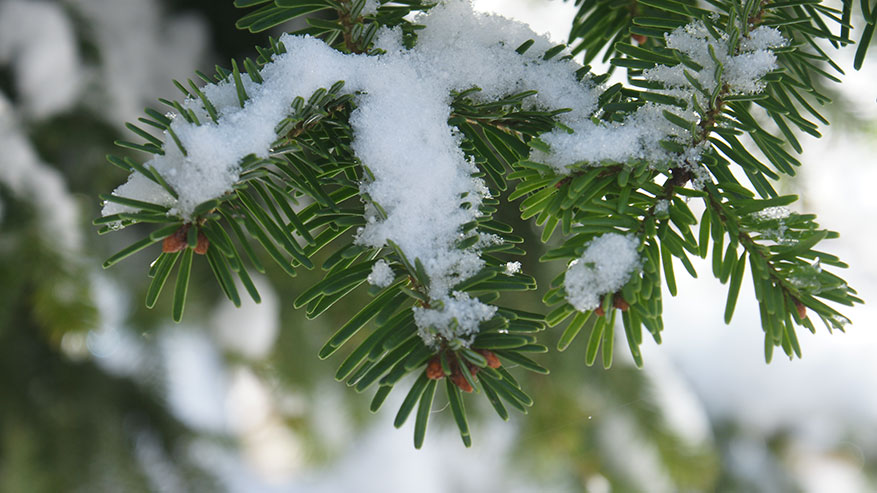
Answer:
97, 0, 869, 447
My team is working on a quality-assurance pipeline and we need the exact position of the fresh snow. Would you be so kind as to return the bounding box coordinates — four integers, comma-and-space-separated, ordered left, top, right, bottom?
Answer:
531, 105, 677, 171
367, 259, 394, 288
413, 291, 497, 347
103, 0, 597, 346
102, 1, 784, 344
360, 0, 380, 16
645, 21, 787, 96
504, 261, 522, 275
537, 22, 786, 172
564, 233, 641, 312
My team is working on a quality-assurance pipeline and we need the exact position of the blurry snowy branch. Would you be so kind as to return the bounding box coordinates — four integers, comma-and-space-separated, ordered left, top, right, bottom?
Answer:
96, 0, 869, 447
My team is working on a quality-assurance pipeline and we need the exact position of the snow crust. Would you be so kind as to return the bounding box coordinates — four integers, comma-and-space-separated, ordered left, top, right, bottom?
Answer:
564, 233, 640, 312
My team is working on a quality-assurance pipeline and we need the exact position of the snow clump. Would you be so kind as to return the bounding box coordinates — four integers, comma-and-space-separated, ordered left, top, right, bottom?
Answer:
367, 259, 395, 288
564, 233, 641, 312
413, 291, 497, 347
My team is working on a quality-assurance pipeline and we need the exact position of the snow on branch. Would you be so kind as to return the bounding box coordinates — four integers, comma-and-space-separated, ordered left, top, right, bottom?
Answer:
535, 21, 787, 173
101, 0, 788, 345
103, 0, 599, 346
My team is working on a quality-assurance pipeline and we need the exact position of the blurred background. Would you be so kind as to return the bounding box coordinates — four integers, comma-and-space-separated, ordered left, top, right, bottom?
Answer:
1, 0, 876, 491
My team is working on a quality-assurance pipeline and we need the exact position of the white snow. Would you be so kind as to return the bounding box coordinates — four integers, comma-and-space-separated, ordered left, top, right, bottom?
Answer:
360, 0, 380, 16
655, 199, 670, 215
503, 261, 521, 275
413, 291, 498, 347
536, 21, 786, 172
752, 206, 792, 221
103, 0, 598, 346
645, 21, 786, 96
564, 233, 641, 312
532, 105, 676, 171
366, 259, 395, 288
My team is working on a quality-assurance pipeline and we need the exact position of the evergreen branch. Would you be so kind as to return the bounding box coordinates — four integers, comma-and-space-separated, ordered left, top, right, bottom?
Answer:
93, 0, 869, 448
335, 0, 369, 54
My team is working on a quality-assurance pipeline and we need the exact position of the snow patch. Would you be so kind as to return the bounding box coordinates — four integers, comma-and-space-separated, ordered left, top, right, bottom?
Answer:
413, 291, 498, 347
536, 21, 786, 172
564, 233, 640, 312
367, 259, 395, 288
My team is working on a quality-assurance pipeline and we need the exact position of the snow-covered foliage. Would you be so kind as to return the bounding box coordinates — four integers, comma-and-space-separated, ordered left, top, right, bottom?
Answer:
99, 0, 812, 351
102, 0, 604, 346
536, 21, 786, 174
644, 23, 787, 96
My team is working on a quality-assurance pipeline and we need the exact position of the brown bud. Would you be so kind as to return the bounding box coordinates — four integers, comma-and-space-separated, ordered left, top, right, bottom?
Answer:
632, 34, 647, 45
613, 296, 629, 311
794, 299, 807, 320
595, 306, 605, 317
450, 368, 473, 393
162, 225, 190, 253
194, 230, 209, 255
426, 357, 444, 380
477, 349, 502, 369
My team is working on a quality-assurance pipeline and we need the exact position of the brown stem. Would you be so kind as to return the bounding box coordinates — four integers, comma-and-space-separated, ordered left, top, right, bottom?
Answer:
648, 1, 768, 211
337, 0, 366, 54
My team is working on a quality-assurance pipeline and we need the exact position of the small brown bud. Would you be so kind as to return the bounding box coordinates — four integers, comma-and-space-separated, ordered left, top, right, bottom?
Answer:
794, 300, 807, 320
477, 349, 502, 369
450, 368, 473, 393
595, 306, 605, 317
613, 296, 629, 311
194, 230, 209, 255
162, 225, 190, 253
426, 357, 444, 380
632, 33, 648, 45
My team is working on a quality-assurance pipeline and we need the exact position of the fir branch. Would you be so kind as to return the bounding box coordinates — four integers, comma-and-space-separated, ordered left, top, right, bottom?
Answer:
336, 0, 368, 54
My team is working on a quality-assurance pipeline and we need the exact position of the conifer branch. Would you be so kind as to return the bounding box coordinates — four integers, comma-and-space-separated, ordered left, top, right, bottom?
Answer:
95, 0, 870, 447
